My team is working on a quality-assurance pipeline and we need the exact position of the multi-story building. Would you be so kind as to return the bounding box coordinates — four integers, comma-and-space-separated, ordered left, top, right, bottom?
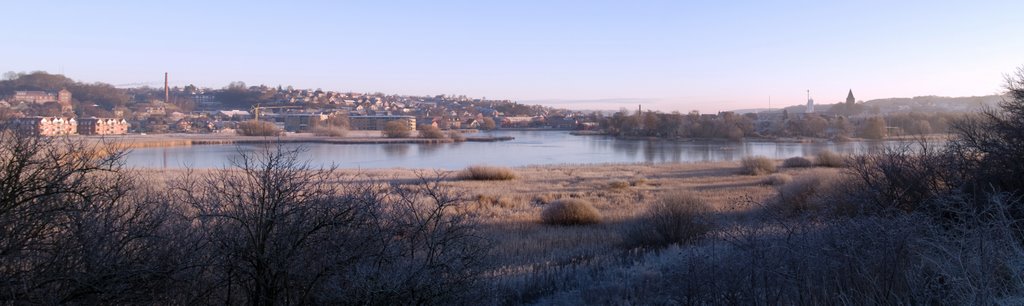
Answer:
348, 115, 416, 131
77, 117, 129, 135
13, 116, 77, 136
10, 89, 73, 113
283, 113, 329, 132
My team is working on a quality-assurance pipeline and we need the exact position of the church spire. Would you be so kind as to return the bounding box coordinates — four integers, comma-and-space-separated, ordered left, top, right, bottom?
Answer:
806, 90, 815, 113
846, 89, 856, 105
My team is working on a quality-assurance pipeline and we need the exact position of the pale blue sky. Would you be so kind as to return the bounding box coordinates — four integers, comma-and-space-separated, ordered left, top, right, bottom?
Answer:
3, 1, 1022, 112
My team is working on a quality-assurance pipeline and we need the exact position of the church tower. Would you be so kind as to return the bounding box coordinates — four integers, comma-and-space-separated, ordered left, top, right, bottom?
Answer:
805, 90, 814, 113
846, 89, 855, 105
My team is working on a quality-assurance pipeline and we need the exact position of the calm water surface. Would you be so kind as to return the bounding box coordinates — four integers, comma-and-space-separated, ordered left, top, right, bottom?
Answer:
125, 131, 920, 169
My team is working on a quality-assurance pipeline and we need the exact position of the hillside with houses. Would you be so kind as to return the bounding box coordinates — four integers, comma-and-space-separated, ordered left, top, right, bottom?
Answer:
0, 72, 592, 135
0, 71, 998, 139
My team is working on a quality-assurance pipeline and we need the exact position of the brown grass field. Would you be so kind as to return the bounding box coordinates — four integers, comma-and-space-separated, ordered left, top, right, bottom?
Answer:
138, 160, 806, 245
138, 160, 842, 301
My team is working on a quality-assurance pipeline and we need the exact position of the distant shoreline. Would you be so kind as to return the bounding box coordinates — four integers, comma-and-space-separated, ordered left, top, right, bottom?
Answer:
570, 130, 952, 143
75, 130, 949, 150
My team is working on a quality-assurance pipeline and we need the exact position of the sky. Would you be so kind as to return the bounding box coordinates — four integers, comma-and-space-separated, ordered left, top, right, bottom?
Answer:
3, 0, 1023, 113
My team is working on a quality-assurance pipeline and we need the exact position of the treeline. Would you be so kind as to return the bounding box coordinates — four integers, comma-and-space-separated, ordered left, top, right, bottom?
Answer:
0, 132, 487, 304
601, 108, 967, 140
602, 111, 754, 140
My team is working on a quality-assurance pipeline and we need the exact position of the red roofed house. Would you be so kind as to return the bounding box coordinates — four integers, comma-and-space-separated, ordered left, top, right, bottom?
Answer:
77, 117, 129, 135
13, 116, 77, 136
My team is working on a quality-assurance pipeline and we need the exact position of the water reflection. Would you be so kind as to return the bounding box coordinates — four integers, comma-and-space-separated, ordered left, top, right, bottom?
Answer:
612, 140, 640, 159
124, 131, 941, 169
417, 143, 443, 156
382, 144, 410, 157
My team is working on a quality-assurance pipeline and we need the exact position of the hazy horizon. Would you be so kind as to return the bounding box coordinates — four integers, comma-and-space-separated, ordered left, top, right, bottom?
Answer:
3, 1, 1022, 113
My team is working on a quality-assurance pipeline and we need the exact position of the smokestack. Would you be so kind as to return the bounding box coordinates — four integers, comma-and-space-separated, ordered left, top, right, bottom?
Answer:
164, 72, 169, 103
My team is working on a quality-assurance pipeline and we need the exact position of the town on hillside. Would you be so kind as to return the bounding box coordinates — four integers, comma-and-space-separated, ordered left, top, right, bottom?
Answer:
0, 72, 591, 136
0, 71, 1001, 139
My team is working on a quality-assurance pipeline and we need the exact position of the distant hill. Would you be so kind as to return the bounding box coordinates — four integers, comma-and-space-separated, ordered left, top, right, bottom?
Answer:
733, 94, 1005, 115
731, 107, 770, 114
859, 95, 1003, 113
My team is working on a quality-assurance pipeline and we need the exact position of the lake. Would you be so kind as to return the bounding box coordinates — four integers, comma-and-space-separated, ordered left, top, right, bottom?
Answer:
124, 130, 919, 169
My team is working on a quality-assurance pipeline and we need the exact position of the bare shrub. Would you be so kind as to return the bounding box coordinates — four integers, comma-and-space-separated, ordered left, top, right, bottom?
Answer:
532, 194, 555, 205
447, 130, 466, 142
173, 146, 375, 304
771, 171, 841, 216
0, 132, 181, 303
338, 176, 489, 304
236, 120, 283, 136
495, 196, 525, 209
607, 180, 630, 189
417, 124, 445, 139
473, 194, 525, 211
949, 66, 1024, 193
762, 173, 792, 186
172, 146, 488, 304
782, 156, 814, 168
740, 156, 776, 175
498, 212, 950, 305
712, 215, 928, 305
630, 176, 648, 186
860, 116, 888, 139
916, 192, 1024, 305
844, 142, 952, 215
481, 117, 497, 130
383, 120, 412, 138
815, 150, 846, 167
311, 126, 348, 137
622, 191, 712, 249
541, 199, 602, 225
476, 194, 497, 205
461, 165, 516, 180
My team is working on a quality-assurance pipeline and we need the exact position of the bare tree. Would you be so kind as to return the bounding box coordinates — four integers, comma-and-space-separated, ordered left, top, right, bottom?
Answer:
949, 66, 1024, 193
859, 116, 888, 139
333, 174, 488, 304
844, 140, 953, 215
174, 146, 488, 305
173, 145, 377, 304
0, 131, 180, 303
383, 120, 412, 138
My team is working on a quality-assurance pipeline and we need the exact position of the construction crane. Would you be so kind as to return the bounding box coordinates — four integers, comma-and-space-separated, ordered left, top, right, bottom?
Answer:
113, 81, 162, 88
251, 104, 300, 121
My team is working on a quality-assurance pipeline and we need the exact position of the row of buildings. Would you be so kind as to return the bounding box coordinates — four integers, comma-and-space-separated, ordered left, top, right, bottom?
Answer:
4, 85, 590, 135
11, 117, 129, 136
5, 89, 75, 113
3, 89, 130, 136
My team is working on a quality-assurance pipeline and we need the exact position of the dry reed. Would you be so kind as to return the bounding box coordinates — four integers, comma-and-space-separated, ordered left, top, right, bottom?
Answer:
461, 165, 517, 181
541, 199, 602, 225
740, 156, 777, 175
